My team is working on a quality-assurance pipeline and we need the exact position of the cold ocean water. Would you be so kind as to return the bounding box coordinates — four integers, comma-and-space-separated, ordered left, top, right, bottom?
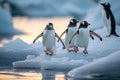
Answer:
0, 17, 70, 80
0, 17, 120, 80
1, 0, 120, 79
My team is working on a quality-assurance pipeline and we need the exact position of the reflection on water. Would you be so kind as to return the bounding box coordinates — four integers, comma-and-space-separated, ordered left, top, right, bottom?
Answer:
0, 68, 66, 80
41, 70, 65, 80
0, 17, 120, 80
0, 17, 71, 80
0, 70, 42, 80
1, 69, 120, 80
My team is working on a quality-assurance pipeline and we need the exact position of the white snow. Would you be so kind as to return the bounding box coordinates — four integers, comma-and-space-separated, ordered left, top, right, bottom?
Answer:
67, 51, 120, 79
0, 0, 120, 79
84, 5, 104, 31
0, 38, 41, 60
13, 52, 89, 70
12, 25, 120, 72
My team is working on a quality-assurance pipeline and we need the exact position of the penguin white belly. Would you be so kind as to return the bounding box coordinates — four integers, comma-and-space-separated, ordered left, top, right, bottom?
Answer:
76, 28, 89, 48
102, 9, 111, 34
43, 30, 56, 50
65, 27, 78, 48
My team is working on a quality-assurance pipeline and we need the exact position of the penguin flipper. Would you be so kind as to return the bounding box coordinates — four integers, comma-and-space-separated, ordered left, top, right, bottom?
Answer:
33, 32, 43, 43
58, 29, 68, 42
90, 31, 103, 41
90, 34, 94, 40
69, 30, 79, 44
55, 33, 65, 49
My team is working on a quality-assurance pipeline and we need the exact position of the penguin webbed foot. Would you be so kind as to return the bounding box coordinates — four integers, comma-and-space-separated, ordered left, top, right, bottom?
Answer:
44, 50, 49, 55
83, 48, 88, 54
67, 48, 78, 53
83, 50, 88, 54
73, 46, 79, 53
44, 50, 54, 56
114, 34, 120, 37
106, 34, 120, 37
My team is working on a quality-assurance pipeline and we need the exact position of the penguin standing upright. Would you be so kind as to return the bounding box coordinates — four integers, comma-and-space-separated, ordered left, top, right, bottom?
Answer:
33, 23, 65, 55
100, 2, 119, 37
58, 19, 79, 52
69, 21, 102, 54
0, 0, 10, 10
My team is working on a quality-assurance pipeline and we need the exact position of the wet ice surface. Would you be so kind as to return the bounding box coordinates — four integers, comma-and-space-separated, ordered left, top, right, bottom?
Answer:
1, 0, 120, 79
0, 17, 120, 80
0, 17, 71, 80
0, 68, 65, 80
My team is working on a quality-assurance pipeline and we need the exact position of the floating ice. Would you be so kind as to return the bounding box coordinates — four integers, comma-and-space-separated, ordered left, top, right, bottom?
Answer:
67, 51, 120, 79
13, 53, 89, 70
12, 26, 120, 70
0, 38, 41, 64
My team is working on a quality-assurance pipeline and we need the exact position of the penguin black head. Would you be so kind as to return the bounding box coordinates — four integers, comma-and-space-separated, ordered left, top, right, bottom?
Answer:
68, 18, 79, 27
45, 22, 54, 30
0, 0, 8, 8
79, 21, 90, 28
100, 2, 111, 9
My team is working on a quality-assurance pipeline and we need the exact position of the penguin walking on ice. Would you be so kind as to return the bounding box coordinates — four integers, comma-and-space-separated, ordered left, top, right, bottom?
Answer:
33, 23, 65, 55
69, 21, 102, 54
58, 18, 79, 52
100, 2, 119, 37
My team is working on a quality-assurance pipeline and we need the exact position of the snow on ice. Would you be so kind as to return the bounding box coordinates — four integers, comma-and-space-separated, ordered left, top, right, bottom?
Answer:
0, 38, 40, 62
67, 51, 120, 79
12, 25, 120, 70
0, 0, 120, 78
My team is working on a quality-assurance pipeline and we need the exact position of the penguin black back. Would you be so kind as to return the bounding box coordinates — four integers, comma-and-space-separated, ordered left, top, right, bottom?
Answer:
101, 2, 119, 36
101, 2, 111, 19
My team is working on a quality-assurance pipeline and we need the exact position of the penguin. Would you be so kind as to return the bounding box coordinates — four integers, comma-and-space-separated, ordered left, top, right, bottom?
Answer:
0, 0, 10, 10
58, 18, 79, 52
100, 2, 119, 37
33, 23, 65, 55
69, 21, 102, 54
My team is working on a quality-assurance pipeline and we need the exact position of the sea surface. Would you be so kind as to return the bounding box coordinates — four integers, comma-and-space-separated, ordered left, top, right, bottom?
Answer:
0, 17, 70, 80
0, 17, 120, 80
